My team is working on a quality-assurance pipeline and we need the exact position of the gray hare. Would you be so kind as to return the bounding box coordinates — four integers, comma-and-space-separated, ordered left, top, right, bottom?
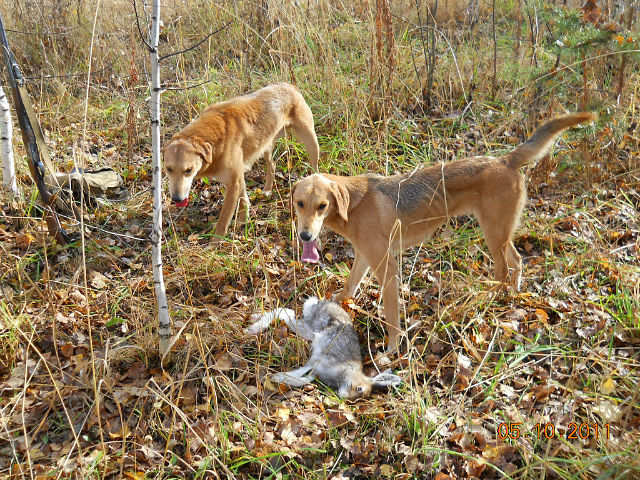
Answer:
246, 297, 402, 399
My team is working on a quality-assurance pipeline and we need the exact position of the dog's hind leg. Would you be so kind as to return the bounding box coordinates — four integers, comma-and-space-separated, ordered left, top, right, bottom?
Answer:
506, 242, 522, 290
264, 130, 284, 196
482, 224, 522, 290
477, 200, 520, 286
237, 175, 251, 226
291, 106, 319, 171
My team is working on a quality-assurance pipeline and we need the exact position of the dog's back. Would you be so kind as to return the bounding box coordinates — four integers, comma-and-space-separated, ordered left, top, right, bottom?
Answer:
199, 83, 302, 126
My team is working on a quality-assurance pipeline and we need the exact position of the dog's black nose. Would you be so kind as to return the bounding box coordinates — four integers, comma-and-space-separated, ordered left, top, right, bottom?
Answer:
299, 231, 312, 242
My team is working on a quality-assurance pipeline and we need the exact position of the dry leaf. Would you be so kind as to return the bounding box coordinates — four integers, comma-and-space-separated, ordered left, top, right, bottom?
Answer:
534, 308, 549, 323
59, 343, 74, 358
213, 352, 233, 371
600, 377, 616, 395
593, 400, 622, 422
276, 407, 291, 422
89, 270, 108, 289
124, 472, 146, 480
434, 473, 452, 480
533, 384, 555, 403
15, 233, 35, 249
379, 464, 394, 478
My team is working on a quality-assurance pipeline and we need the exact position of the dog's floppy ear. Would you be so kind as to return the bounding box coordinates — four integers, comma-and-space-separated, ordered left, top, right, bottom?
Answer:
161, 139, 174, 158
329, 180, 350, 222
290, 180, 299, 204
190, 136, 213, 167
370, 370, 402, 389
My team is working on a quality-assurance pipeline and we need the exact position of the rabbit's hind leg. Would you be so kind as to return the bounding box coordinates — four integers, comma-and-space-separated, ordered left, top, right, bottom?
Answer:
271, 365, 315, 387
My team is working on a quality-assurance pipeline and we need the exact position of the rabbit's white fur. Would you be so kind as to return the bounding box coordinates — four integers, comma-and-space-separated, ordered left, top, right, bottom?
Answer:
246, 297, 402, 399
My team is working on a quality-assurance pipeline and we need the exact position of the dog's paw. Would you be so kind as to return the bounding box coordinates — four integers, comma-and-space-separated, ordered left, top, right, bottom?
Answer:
211, 235, 225, 245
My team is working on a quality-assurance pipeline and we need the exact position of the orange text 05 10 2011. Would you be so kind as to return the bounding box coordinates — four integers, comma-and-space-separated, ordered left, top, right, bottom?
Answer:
497, 422, 610, 441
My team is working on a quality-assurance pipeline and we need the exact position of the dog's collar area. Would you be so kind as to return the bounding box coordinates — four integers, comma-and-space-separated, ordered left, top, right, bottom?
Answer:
173, 198, 189, 207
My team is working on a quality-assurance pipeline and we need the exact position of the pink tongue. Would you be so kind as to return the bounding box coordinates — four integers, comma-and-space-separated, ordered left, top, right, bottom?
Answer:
174, 198, 189, 207
301, 240, 320, 263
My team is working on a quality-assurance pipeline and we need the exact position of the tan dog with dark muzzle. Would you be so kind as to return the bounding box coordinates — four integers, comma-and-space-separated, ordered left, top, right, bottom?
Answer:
164, 83, 319, 237
291, 113, 595, 354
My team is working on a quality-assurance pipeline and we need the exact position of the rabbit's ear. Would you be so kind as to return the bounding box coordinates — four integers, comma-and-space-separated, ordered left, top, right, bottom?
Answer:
371, 372, 402, 388
303, 296, 319, 318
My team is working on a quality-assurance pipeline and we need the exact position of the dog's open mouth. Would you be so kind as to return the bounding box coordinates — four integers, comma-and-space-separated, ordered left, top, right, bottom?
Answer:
301, 240, 320, 263
174, 198, 189, 208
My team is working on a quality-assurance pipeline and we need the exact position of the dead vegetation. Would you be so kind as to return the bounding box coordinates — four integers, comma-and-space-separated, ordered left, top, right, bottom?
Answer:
1, 0, 639, 478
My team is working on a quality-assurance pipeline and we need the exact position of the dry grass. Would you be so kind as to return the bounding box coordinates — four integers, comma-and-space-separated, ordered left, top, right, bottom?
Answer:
1, 0, 639, 478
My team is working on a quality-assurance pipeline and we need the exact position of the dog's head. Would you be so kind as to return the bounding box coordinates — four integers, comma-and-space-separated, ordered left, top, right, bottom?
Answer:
163, 137, 212, 206
291, 174, 349, 262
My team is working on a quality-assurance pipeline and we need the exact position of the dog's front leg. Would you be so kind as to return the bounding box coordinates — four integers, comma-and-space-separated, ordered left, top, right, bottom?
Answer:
369, 251, 402, 354
237, 174, 251, 226
263, 145, 275, 196
334, 252, 370, 301
215, 173, 243, 236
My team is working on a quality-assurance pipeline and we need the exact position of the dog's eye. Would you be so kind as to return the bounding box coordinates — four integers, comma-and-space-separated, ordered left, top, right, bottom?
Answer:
318, 203, 327, 211
297, 201, 304, 208
184, 168, 193, 175
356, 386, 364, 393
166, 167, 173, 173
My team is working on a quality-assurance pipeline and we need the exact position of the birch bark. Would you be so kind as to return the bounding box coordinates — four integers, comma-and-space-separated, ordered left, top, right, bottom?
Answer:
149, 0, 171, 357
0, 85, 18, 196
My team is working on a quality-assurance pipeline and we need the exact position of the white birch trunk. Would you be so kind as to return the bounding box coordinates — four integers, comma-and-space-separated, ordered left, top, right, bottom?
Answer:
149, 0, 172, 357
0, 85, 18, 196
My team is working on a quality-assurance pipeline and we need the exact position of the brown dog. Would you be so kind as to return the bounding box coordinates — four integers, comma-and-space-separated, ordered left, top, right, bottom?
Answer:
164, 83, 319, 236
292, 113, 595, 353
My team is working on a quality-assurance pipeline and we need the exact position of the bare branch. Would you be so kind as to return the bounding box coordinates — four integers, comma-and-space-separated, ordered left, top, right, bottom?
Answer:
159, 21, 232, 62
162, 78, 215, 91
132, 0, 152, 51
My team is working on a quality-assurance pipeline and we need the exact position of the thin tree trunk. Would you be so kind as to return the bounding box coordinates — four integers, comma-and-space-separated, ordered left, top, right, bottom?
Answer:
615, 6, 634, 101
491, 0, 497, 98
0, 86, 18, 196
149, 0, 172, 358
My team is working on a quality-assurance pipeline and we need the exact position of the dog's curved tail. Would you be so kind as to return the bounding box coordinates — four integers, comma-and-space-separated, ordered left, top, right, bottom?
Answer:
506, 112, 596, 169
